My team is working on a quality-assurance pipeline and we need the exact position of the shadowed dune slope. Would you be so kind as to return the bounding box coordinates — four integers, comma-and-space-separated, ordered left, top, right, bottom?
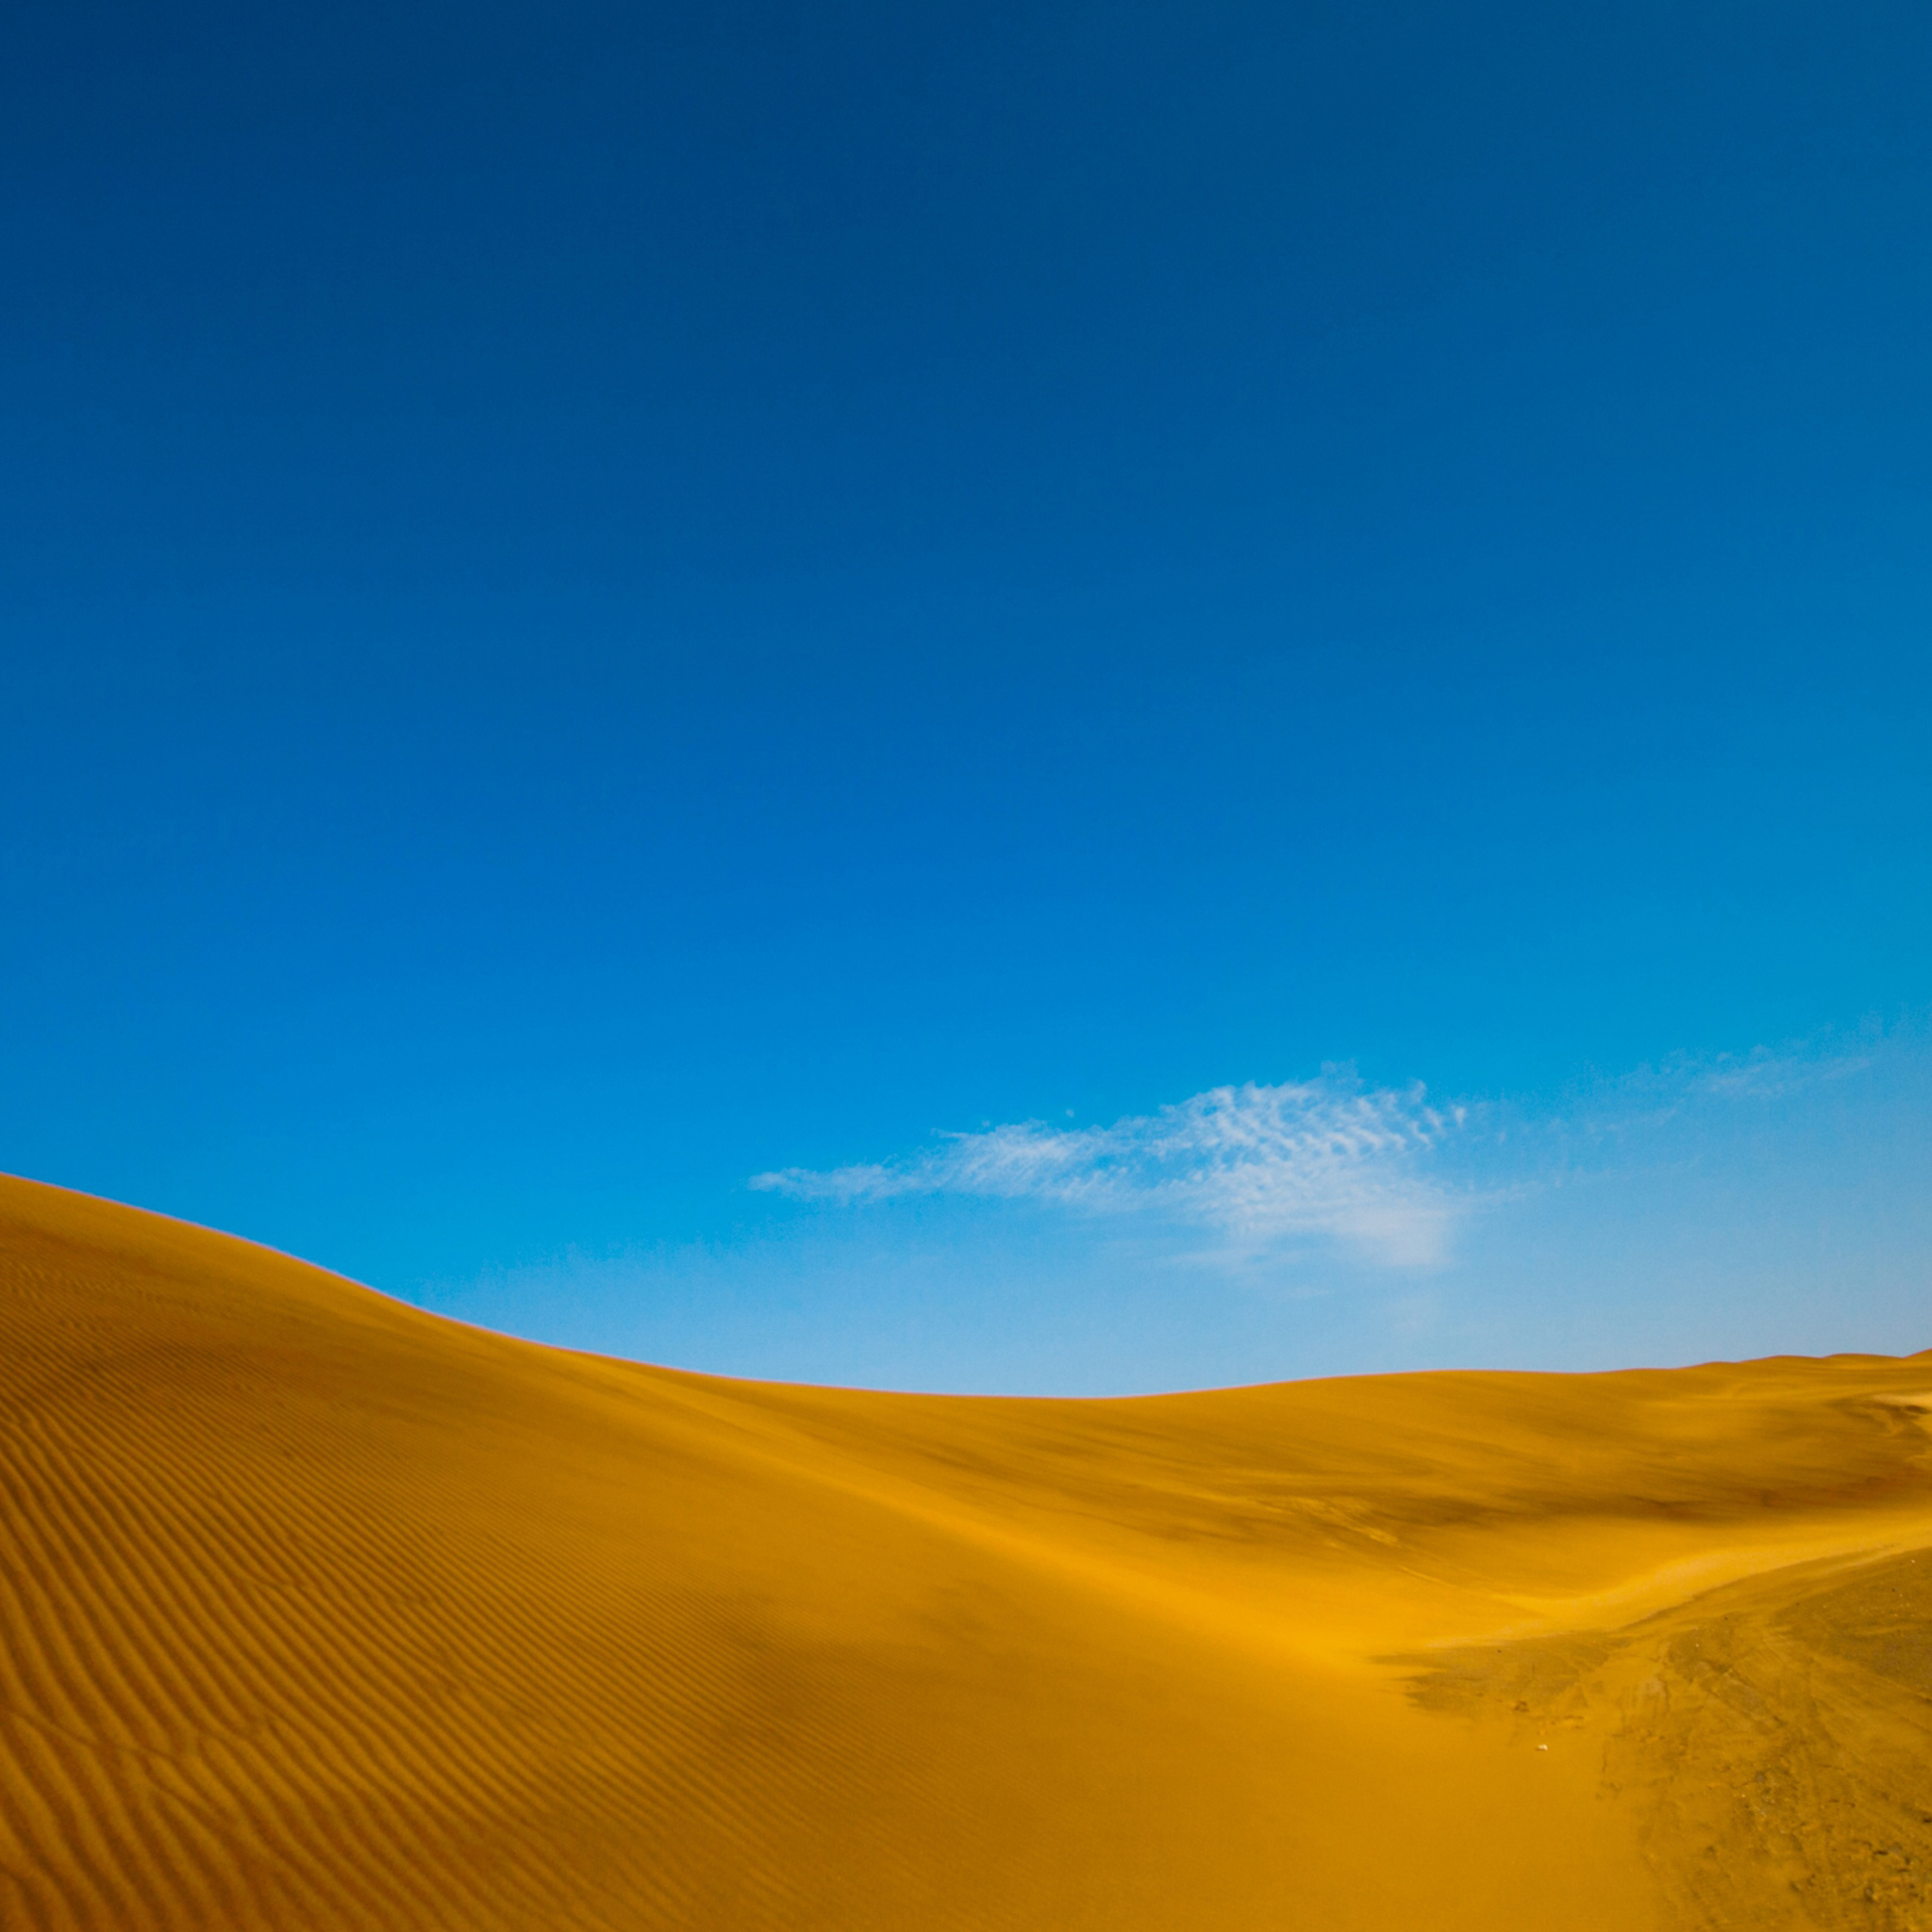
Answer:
4, 1175, 1932, 1929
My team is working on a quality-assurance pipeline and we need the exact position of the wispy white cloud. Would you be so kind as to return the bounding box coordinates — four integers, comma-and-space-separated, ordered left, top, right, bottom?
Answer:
746, 1034, 1907, 1279
751, 1075, 1470, 1267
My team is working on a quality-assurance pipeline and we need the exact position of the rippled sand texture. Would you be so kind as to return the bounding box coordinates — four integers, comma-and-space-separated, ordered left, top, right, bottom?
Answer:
3, 1174, 1930, 1929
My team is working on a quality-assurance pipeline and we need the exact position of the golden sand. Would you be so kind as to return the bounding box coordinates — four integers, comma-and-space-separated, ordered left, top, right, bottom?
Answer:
2, 1172, 1929, 1928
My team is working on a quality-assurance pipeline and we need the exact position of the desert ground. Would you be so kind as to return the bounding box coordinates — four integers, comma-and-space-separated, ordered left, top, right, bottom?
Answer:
1, 1172, 1928, 1928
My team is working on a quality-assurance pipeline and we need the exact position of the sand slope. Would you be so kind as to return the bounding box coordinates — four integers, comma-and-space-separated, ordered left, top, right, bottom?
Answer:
2, 1174, 1930, 1929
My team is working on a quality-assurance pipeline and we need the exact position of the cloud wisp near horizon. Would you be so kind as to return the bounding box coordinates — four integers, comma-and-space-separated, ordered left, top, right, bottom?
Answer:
749, 1039, 1895, 1276
754, 1074, 1473, 1268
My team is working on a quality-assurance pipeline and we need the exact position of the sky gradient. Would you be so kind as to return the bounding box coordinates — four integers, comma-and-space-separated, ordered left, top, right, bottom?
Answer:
4, 0, 1929, 1390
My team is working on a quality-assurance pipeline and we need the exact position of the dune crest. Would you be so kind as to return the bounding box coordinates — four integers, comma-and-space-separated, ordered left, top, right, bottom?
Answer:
2, 1174, 1929, 1928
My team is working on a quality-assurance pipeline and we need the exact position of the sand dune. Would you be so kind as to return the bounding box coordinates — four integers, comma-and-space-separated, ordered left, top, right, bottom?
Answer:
2, 1174, 1929, 1928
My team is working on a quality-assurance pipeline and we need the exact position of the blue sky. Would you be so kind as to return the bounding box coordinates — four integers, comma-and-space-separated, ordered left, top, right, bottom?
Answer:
3, 0, 1928, 1391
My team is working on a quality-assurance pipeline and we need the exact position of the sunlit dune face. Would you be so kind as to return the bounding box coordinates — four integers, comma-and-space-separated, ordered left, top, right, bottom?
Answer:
2, 1173, 1929, 1930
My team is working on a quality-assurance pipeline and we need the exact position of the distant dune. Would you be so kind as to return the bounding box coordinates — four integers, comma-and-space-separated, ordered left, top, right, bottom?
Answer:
2, 1174, 1930, 1927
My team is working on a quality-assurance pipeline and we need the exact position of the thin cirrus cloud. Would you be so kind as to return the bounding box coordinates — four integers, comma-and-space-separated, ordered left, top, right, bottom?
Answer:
750, 1076, 1470, 1267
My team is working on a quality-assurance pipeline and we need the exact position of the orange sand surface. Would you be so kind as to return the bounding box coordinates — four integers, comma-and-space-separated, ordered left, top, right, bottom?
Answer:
4, 1173, 1931, 1929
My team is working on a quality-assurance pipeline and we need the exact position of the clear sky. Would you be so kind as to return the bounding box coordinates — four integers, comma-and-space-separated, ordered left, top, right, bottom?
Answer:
4, 0, 1928, 1391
